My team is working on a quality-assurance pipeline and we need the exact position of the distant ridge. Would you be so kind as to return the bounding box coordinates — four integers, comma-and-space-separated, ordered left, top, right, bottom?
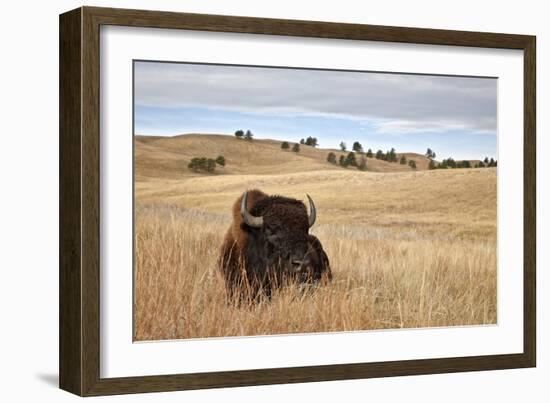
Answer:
134, 133, 479, 180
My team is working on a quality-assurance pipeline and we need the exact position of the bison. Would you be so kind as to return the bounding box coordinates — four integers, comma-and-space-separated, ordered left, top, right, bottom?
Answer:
218, 189, 332, 303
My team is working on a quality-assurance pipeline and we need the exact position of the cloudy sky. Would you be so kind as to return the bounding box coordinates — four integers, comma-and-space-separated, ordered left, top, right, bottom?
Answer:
134, 61, 497, 160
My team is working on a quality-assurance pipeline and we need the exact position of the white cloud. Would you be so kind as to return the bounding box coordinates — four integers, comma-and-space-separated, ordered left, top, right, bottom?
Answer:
134, 61, 497, 135
372, 118, 496, 135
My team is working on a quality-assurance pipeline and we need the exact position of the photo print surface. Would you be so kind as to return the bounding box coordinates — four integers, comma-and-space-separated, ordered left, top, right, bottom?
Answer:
133, 61, 497, 341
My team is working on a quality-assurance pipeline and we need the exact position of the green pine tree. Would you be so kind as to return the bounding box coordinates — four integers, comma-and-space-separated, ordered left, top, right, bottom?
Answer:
327, 152, 337, 164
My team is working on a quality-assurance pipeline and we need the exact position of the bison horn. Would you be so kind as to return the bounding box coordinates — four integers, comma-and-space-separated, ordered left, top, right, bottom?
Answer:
306, 194, 316, 228
241, 191, 264, 228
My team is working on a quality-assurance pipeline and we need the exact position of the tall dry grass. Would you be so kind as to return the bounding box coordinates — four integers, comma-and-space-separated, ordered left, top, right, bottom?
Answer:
134, 176, 496, 341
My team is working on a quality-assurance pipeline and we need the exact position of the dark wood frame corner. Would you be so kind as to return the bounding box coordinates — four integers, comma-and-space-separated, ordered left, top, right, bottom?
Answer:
59, 6, 536, 396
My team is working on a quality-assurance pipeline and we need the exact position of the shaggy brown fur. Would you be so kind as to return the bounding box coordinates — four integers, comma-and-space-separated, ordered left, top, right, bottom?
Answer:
303, 234, 333, 283
218, 189, 331, 304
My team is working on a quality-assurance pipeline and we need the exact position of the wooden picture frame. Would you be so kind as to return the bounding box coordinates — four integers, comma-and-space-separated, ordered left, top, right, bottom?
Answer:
59, 6, 536, 396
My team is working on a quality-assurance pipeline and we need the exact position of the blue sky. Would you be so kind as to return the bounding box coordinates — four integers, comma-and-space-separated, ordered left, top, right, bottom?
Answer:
134, 61, 497, 160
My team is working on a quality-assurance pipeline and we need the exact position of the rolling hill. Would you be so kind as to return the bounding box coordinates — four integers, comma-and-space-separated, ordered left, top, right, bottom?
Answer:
135, 133, 439, 180
133, 133, 497, 341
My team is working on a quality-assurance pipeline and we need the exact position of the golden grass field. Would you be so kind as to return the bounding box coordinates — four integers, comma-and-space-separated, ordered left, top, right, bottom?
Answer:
134, 134, 496, 341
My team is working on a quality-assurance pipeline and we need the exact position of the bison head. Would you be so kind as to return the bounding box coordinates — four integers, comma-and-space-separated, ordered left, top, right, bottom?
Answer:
240, 191, 317, 279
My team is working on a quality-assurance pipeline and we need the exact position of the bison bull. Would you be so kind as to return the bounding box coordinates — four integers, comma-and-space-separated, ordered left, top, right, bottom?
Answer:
218, 189, 332, 303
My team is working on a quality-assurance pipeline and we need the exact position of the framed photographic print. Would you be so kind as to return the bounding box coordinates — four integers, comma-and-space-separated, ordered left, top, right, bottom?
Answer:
59, 6, 536, 396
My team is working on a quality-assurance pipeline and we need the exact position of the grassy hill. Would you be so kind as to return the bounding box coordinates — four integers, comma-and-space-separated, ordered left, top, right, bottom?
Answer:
135, 133, 437, 180
133, 132, 497, 341
134, 139, 497, 341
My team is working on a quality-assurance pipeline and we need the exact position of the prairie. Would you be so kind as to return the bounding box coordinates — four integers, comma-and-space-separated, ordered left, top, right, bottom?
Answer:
134, 134, 496, 341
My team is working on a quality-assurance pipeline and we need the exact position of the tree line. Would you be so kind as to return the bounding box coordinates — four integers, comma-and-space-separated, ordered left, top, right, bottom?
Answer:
326, 143, 498, 172
429, 156, 497, 170
326, 151, 367, 171
236, 129, 318, 154
234, 131, 496, 172
333, 141, 418, 171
